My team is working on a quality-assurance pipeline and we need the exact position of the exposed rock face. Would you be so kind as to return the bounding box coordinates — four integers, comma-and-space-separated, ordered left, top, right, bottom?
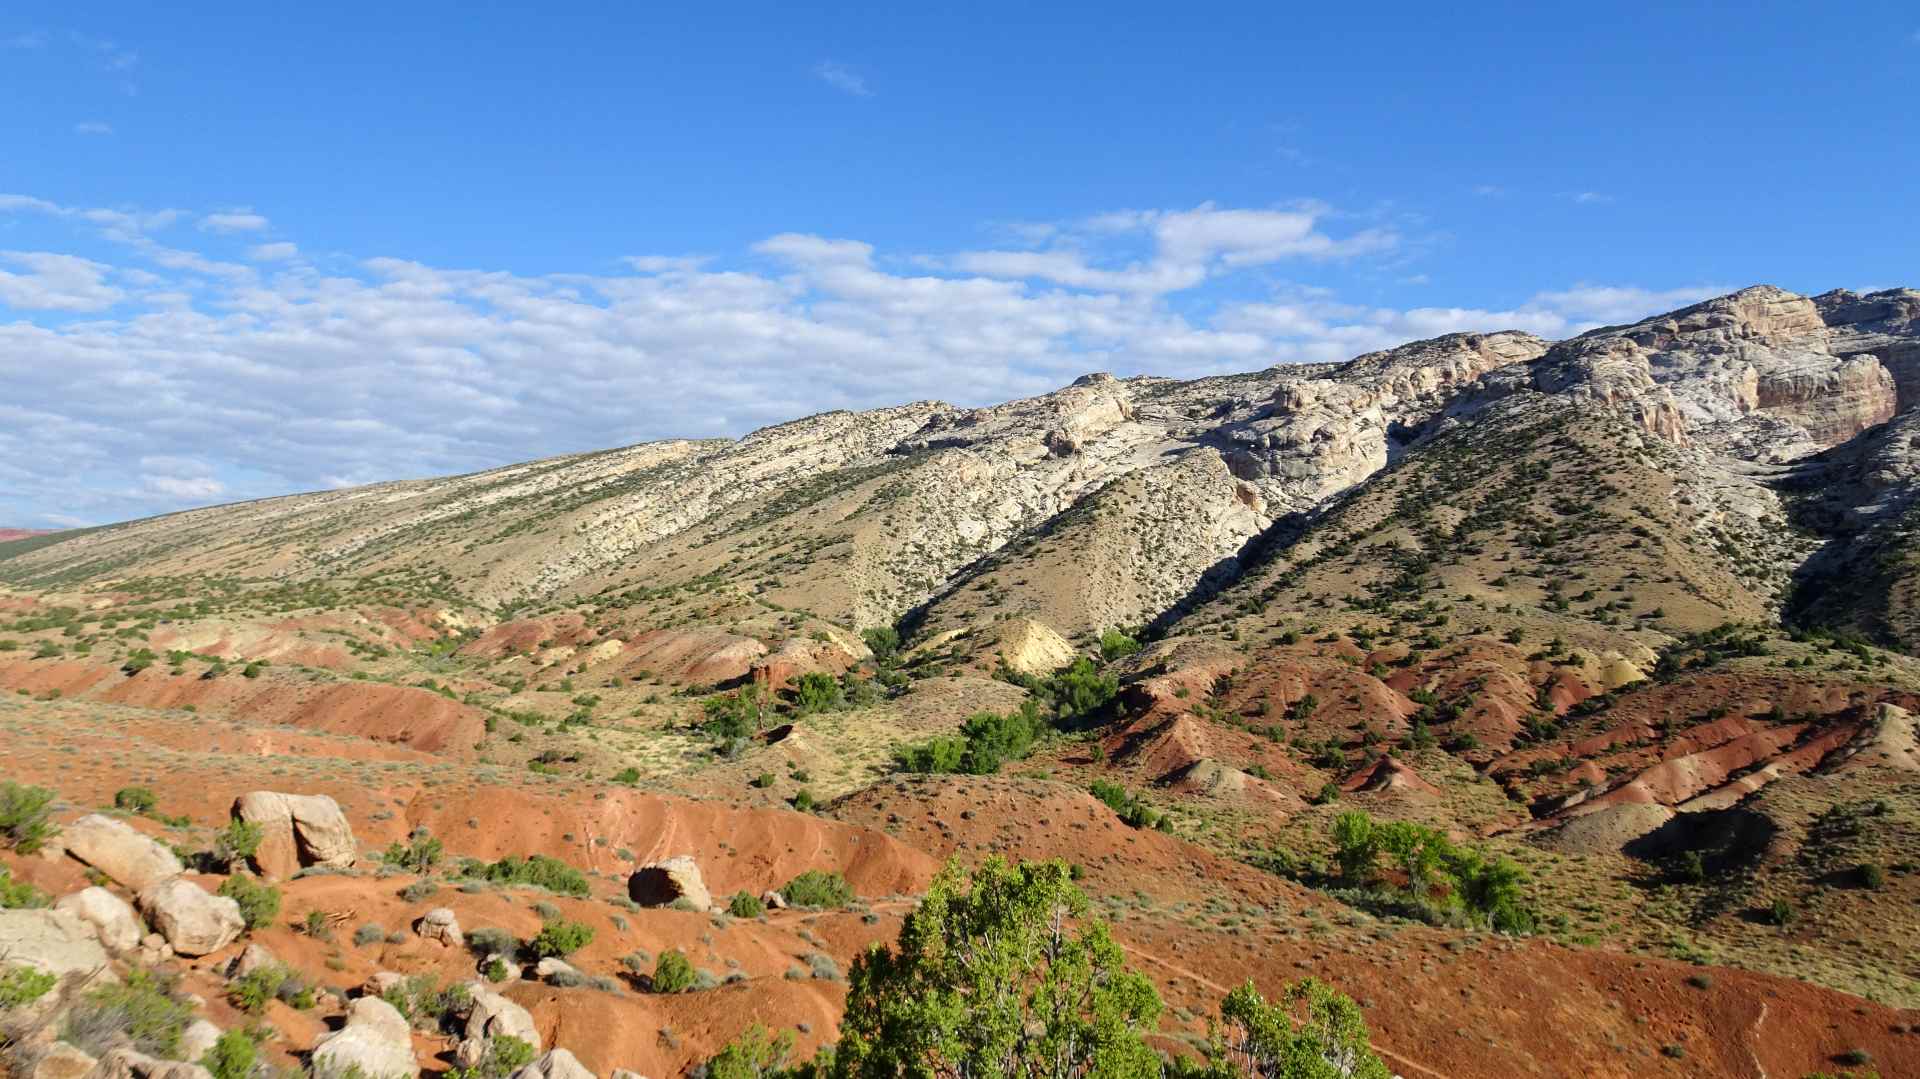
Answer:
61, 814, 183, 891
228, 942, 278, 978
416, 906, 462, 947
28, 1043, 99, 1079
231, 791, 357, 879
751, 636, 862, 692
0, 908, 114, 977
136, 877, 244, 957
96, 1049, 211, 1079
463, 982, 542, 1048
312, 997, 418, 1079
990, 619, 1076, 677
627, 856, 711, 911
510, 1049, 597, 1079
53, 886, 142, 955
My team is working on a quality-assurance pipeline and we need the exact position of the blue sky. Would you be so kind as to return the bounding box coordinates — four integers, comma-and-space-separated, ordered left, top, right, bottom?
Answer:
2, 2, 1916, 527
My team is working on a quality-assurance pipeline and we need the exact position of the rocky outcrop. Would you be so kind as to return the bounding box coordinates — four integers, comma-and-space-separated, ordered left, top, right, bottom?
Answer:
463, 981, 542, 1047
53, 886, 142, 955
627, 856, 711, 911
178, 1020, 223, 1063
312, 997, 418, 1079
96, 1049, 211, 1079
231, 791, 356, 879
27, 1043, 99, 1079
136, 878, 244, 957
61, 814, 183, 891
991, 619, 1076, 677
0, 908, 114, 977
751, 637, 862, 692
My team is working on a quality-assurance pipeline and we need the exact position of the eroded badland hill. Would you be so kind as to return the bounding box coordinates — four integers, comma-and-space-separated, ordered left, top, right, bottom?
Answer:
3, 285, 1919, 1077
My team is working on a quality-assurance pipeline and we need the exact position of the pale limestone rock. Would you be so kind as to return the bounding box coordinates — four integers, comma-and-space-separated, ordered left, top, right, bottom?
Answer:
61, 815, 182, 891
179, 1020, 223, 1062
231, 791, 356, 880
28, 1043, 98, 1079
53, 886, 142, 954
627, 856, 710, 912
311, 996, 418, 1079
137, 877, 243, 957
0, 908, 114, 978
415, 907, 462, 947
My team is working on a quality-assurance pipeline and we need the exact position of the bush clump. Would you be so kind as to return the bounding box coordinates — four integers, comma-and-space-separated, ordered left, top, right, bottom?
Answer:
113, 786, 158, 814
0, 780, 57, 854
1, 866, 51, 909
650, 949, 696, 993
726, 890, 766, 918
382, 829, 444, 873
0, 965, 57, 1008
531, 918, 594, 958
461, 854, 590, 897
63, 969, 194, 1057
217, 874, 282, 932
781, 869, 853, 909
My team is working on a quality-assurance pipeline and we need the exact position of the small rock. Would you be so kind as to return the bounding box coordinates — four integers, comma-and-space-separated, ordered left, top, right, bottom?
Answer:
510, 1048, 596, 1079
415, 907, 463, 947
228, 942, 278, 979
533, 957, 578, 983
760, 890, 787, 910
179, 1020, 222, 1062
365, 971, 407, 995
464, 981, 541, 1049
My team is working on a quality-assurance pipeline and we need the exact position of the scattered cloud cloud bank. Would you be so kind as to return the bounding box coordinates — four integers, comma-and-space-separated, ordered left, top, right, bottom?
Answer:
73, 121, 114, 136
812, 61, 870, 97
0, 192, 1724, 527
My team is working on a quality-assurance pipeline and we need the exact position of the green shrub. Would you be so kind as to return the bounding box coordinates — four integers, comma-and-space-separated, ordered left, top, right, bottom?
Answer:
782, 869, 853, 909
789, 672, 843, 716
113, 786, 158, 814
1765, 898, 1795, 926
382, 829, 444, 873
227, 966, 290, 1014
451, 1033, 536, 1079
211, 819, 263, 870
0, 965, 57, 1007
651, 948, 696, 993
1089, 780, 1169, 831
727, 890, 766, 918
611, 767, 641, 785
703, 1024, 796, 1079
531, 919, 594, 958
861, 626, 901, 661
200, 1028, 260, 1079
461, 854, 590, 897
64, 969, 193, 1057
1098, 629, 1142, 661
380, 975, 472, 1031
217, 874, 282, 932
701, 688, 764, 740
400, 879, 440, 903
790, 789, 815, 813
0, 866, 50, 909
0, 780, 57, 854
466, 926, 519, 957
1859, 862, 1887, 889
354, 923, 387, 947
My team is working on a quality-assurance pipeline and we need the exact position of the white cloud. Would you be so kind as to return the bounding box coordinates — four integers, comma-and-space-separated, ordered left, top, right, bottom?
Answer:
246, 242, 299, 262
0, 251, 123, 311
74, 121, 114, 136
3, 31, 47, 49
199, 210, 270, 233
1471, 184, 1506, 197
0, 191, 1735, 525
812, 61, 871, 97
1567, 191, 1614, 205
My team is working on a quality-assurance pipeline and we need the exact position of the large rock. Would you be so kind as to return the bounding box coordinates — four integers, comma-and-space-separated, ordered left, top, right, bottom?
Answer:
533, 957, 578, 983
136, 878, 244, 957
28, 1043, 98, 1079
53, 886, 143, 955
311, 996, 418, 1079
510, 1049, 596, 1079
626, 856, 710, 911
463, 981, 541, 1048
227, 942, 278, 979
0, 908, 114, 977
231, 791, 356, 880
61, 815, 183, 891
